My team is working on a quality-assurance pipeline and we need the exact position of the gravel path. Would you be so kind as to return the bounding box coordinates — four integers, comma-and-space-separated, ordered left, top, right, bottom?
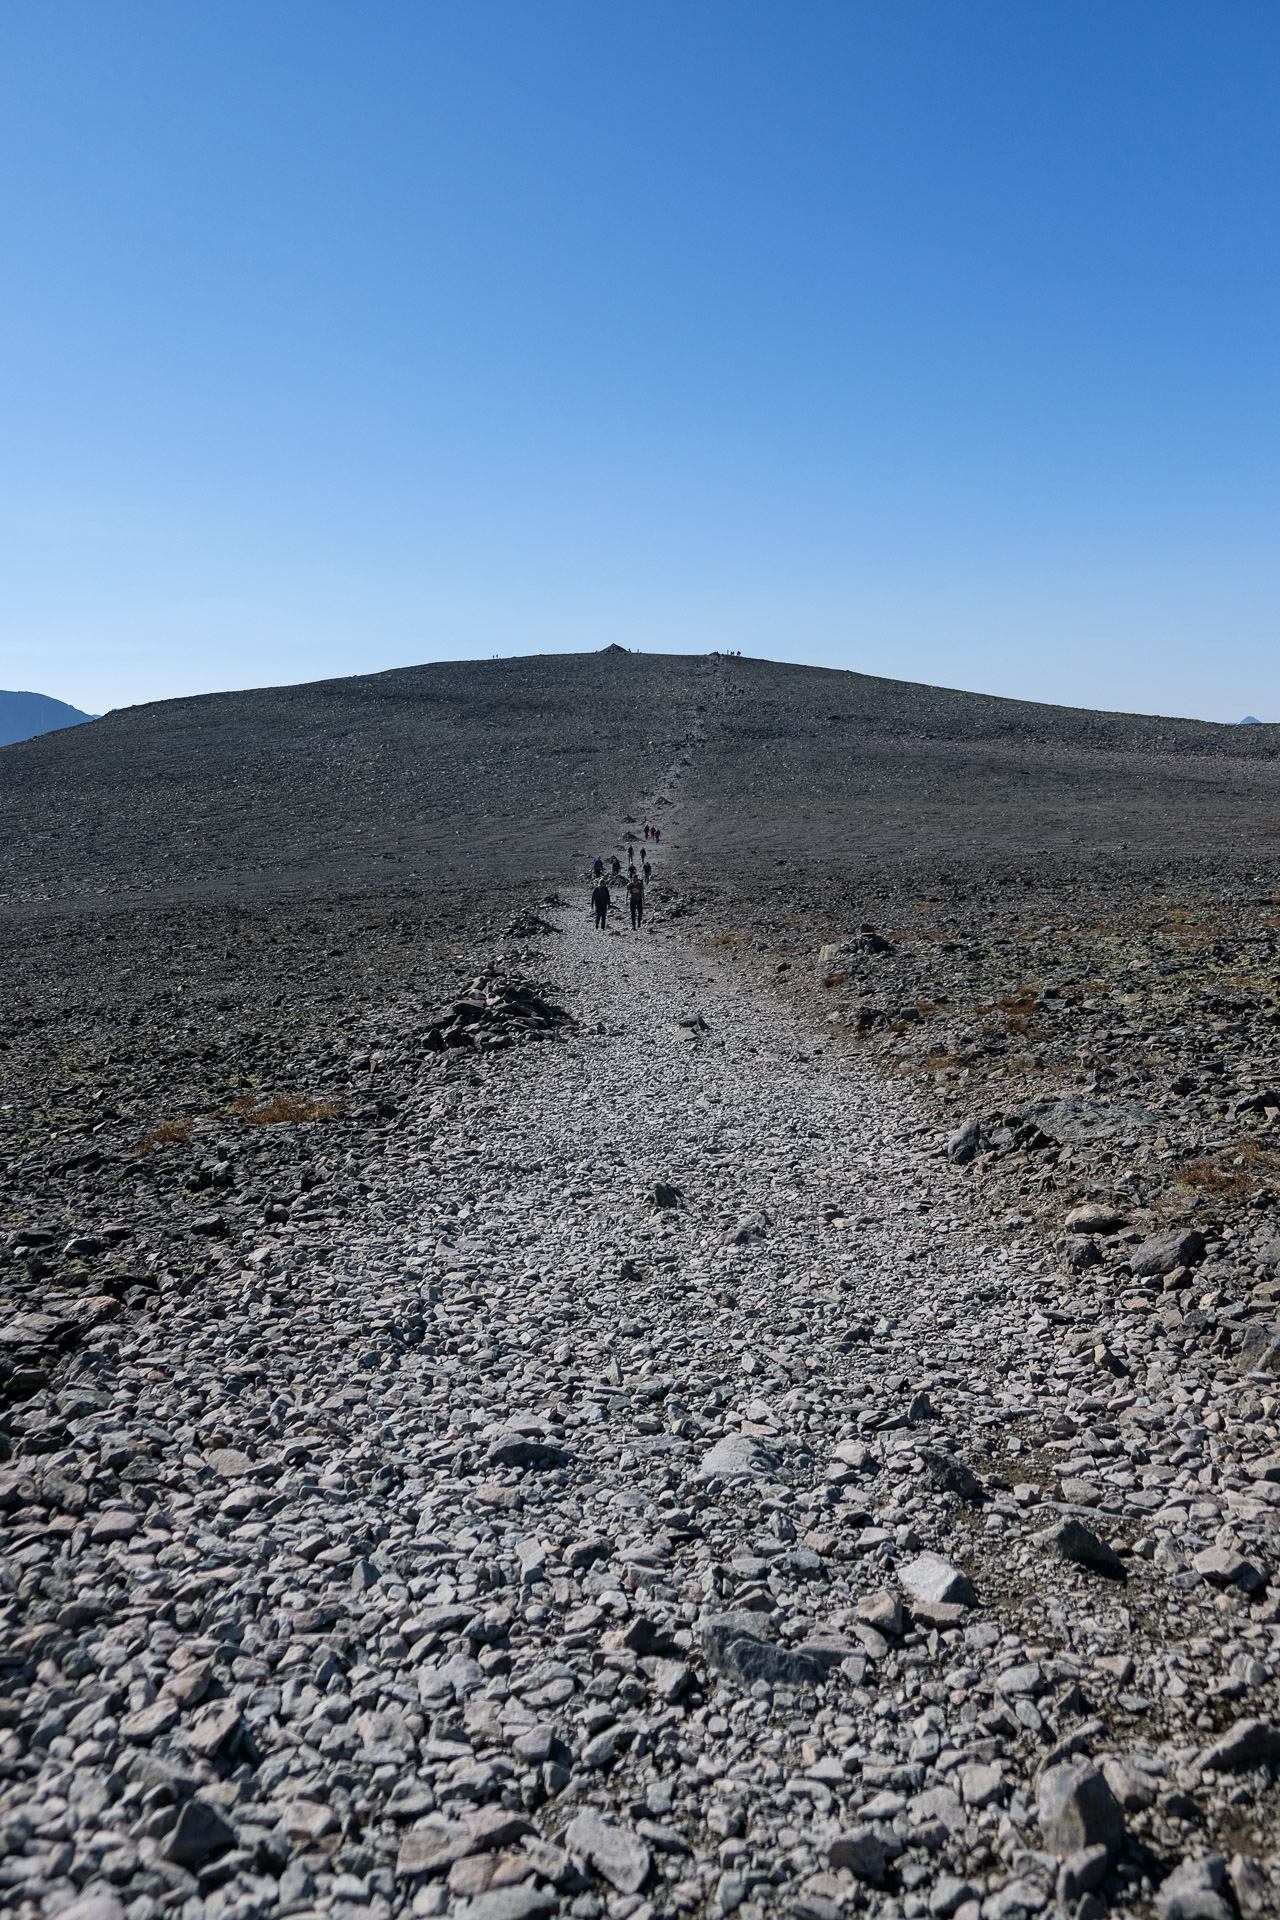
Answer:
3, 897, 1279, 1920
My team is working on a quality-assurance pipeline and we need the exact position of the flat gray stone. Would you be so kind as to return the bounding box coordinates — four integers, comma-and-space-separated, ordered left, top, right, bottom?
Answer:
908, 1786, 966, 1835
119, 1699, 180, 1743
49, 1898, 124, 1920
205, 1447, 255, 1476
466, 1891, 559, 1920
696, 1432, 779, 1480
563, 1809, 650, 1894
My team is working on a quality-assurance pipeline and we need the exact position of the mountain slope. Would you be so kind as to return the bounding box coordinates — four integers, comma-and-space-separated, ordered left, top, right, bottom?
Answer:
2, 650, 1278, 913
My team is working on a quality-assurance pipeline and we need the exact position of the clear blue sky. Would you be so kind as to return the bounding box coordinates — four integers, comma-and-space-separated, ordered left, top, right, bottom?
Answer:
2, 2, 1278, 721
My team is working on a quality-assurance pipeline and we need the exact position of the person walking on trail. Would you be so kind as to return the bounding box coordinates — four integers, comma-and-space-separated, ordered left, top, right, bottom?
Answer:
642, 852, 652, 883
591, 880, 611, 930
627, 872, 644, 930
627, 845, 636, 873
610, 855, 622, 880
592, 857, 605, 878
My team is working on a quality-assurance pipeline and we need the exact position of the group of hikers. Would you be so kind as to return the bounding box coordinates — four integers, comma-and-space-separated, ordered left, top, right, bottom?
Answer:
589, 823, 661, 931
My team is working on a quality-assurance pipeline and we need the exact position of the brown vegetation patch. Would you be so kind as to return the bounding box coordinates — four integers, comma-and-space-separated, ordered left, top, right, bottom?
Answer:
1176, 1157, 1256, 1198
979, 989, 1039, 1018
232, 1094, 341, 1126
979, 994, 1038, 1037
134, 1119, 192, 1154
1229, 1137, 1280, 1170
822, 971, 848, 988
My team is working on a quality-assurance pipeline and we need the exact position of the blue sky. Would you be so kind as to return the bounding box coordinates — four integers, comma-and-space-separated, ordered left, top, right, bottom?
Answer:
2, 2, 1278, 720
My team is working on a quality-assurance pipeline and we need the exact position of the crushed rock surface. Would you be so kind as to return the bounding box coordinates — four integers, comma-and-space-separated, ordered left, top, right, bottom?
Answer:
3, 897, 1280, 1920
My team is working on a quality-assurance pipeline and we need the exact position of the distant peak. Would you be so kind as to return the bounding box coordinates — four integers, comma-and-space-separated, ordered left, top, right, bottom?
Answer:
1239, 715, 1262, 724
0, 689, 97, 748
600, 643, 629, 655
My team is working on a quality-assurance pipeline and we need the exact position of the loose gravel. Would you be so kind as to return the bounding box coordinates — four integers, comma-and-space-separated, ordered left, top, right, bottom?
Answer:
3, 895, 1280, 1920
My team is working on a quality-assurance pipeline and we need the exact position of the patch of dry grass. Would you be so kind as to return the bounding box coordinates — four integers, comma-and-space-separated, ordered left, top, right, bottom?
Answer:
232, 1094, 341, 1126
1176, 1157, 1256, 1198
977, 990, 1038, 1037
134, 1119, 191, 1154
1230, 1137, 1280, 1170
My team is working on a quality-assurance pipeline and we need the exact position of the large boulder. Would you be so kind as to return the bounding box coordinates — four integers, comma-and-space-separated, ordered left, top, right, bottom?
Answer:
1034, 1517, 1127, 1581
1236, 1322, 1280, 1375
1036, 1759, 1124, 1860
946, 1118, 981, 1165
699, 1614, 826, 1689
1199, 1718, 1280, 1772
1130, 1227, 1204, 1276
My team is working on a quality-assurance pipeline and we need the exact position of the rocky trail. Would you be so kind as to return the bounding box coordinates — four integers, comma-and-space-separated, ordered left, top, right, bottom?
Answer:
3, 886, 1280, 1920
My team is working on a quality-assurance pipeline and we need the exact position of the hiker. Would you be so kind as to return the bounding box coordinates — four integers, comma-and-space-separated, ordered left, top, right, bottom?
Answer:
642, 852, 651, 882
644, 824, 650, 840
591, 879, 611, 930
627, 872, 644, 929
610, 855, 622, 880
592, 857, 605, 878
627, 845, 636, 872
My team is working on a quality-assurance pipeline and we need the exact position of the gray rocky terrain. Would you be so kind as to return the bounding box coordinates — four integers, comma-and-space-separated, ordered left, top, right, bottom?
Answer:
2, 651, 1280, 1920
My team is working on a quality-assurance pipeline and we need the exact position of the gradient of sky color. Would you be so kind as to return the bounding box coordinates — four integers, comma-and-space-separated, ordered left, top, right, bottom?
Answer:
1, 2, 1278, 720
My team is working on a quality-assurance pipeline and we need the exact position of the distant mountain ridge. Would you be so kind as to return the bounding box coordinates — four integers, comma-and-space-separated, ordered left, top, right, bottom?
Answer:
0, 690, 97, 748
